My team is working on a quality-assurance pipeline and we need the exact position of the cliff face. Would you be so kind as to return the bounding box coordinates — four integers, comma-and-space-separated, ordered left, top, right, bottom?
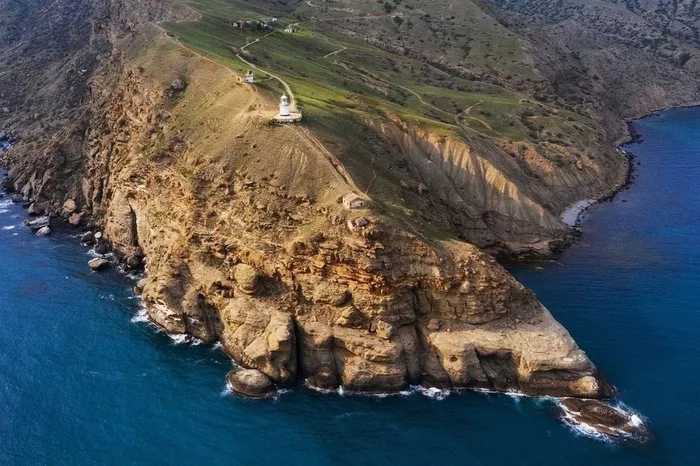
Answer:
362, 119, 627, 253
0, 0, 627, 397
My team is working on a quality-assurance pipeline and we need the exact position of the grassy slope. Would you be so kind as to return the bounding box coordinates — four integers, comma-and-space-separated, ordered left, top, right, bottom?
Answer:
155, 0, 613, 239
163, 0, 599, 149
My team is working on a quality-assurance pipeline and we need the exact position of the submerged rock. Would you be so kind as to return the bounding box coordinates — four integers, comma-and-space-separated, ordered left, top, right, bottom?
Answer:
88, 258, 110, 271
560, 398, 652, 441
226, 369, 277, 399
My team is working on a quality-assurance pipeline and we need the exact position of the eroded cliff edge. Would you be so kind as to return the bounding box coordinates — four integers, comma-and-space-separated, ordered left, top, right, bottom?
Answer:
0, 0, 619, 397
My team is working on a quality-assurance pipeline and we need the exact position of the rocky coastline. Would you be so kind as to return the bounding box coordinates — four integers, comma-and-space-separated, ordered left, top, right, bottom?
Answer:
0, 0, 677, 442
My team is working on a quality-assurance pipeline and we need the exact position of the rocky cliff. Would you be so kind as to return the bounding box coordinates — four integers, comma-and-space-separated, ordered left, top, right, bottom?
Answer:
0, 0, 643, 398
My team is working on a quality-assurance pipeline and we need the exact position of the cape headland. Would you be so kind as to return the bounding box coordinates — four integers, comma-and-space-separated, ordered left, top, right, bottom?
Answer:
3, 0, 698, 440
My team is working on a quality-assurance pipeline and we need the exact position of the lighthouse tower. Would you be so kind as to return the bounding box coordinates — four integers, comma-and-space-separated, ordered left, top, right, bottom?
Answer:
279, 95, 291, 117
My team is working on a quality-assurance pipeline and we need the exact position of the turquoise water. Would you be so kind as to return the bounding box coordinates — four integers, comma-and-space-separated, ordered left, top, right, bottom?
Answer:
1, 108, 698, 464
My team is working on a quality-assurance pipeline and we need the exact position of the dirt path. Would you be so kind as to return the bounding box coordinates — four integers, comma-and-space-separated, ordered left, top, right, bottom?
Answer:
155, 25, 259, 115
237, 24, 300, 111
324, 45, 347, 59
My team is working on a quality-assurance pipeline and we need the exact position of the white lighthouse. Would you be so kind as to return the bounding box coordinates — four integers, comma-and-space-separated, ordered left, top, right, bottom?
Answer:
273, 94, 302, 123
279, 95, 291, 117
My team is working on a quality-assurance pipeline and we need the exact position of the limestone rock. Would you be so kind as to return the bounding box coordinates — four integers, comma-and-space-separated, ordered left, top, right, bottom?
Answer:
62, 199, 77, 216
88, 258, 110, 271
296, 321, 339, 390
27, 203, 43, 216
25, 216, 50, 231
312, 282, 349, 306
233, 263, 261, 295
226, 369, 276, 398
35, 226, 51, 237
335, 307, 363, 328
68, 212, 83, 226
220, 296, 296, 384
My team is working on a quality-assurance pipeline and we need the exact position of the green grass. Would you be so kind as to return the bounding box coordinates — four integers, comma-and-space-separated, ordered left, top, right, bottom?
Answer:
162, 0, 598, 169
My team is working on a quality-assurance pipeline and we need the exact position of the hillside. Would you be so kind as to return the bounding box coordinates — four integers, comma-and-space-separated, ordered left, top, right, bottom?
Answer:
0, 0, 696, 414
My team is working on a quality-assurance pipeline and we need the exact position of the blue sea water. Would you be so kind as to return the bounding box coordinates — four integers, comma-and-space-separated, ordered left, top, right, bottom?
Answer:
1, 107, 699, 465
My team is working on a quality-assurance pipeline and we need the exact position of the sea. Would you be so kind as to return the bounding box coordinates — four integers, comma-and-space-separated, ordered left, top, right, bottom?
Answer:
1, 107, 698, 464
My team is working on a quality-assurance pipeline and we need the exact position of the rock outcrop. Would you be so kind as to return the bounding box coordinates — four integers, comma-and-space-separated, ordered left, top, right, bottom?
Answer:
560, 398, 652, 440
227, 369, 277, 399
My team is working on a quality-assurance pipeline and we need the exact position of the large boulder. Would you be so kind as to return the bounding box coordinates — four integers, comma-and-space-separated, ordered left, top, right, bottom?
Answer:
560, 398, 652, 440
25, 216, 50, 231
94, 241, 111, 255
35, 226, 51, 237
68, 212, 83, 226
226, 369, 277, 399
80, 231, 96, 245
88, 258, 110, 271
233, 263, 261, 295
62, 199, 77, 216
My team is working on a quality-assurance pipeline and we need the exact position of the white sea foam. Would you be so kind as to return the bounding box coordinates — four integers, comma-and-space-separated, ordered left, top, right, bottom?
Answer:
2, 225, 16, 230
169, 333, 190, 345
417, 386, 451, 400
131, 306, 150, 323
168, 333, 204, 346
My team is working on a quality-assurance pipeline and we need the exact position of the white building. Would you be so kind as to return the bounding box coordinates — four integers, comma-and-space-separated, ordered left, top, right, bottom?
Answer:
274, 95, 302, 123
279, 95, 291, 116
243, 70, 255, 83
284, 26, 296, 33
342, 192, 369, 209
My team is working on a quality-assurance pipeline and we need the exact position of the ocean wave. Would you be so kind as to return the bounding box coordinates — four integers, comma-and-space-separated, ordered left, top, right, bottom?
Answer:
2, 225, 17, 230
168, 333, 204, 346
130, 306, 150, 323
416, 386, 451, 400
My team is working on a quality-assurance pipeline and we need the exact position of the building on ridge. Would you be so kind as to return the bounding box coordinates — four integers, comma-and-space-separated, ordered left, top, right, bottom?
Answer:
274, 95, 302, 124
342, 192, 369, 210
242, 70, 255, 84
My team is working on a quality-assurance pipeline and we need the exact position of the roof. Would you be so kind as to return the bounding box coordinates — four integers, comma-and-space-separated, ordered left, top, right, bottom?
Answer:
343, 192, 365, 203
